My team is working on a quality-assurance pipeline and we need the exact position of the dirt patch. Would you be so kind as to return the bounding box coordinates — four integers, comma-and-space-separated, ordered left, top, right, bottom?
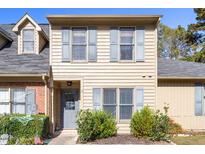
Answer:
77, 134, 171, 144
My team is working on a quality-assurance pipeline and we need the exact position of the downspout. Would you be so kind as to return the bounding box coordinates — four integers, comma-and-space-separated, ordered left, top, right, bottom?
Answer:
42, 75, 48, 115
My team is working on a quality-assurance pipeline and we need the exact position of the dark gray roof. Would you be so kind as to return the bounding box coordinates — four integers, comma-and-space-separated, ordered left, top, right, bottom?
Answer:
0, 26, 13, 41
158, 58, 205, 78
0, 24, 49, 75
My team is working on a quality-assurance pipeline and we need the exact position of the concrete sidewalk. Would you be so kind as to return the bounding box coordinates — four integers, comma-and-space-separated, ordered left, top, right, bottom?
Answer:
48, 130, 78, 145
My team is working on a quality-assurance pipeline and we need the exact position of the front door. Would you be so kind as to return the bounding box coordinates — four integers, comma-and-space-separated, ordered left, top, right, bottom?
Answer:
61, 89, 80, 129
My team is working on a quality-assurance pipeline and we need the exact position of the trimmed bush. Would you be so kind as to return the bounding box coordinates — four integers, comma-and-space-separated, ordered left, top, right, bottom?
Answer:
130, 106, 154, 138
7, 137, 35, 145
130, 106, 180, 141
150, 110, 170, 141
0, 114, 49, 143
168, 118, 183, 135
77, 109, 117, 142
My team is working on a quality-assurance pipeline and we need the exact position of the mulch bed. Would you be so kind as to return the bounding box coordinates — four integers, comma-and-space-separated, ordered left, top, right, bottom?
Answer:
77, 134, 171, 145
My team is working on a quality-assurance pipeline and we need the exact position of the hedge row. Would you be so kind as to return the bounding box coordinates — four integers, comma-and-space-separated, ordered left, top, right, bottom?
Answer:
0, 114, 49, 140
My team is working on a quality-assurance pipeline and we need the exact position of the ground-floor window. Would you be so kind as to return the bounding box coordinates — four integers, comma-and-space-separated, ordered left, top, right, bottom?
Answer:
103, 88, 117, 117
0, 88, 36, 115
119, 88, 133, 120
93, 87, 144, 121
12, 89, 26, 114
0, 88, 10, 114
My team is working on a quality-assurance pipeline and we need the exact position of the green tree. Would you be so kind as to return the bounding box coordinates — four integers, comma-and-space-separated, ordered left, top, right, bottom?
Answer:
182, 8, 205, 63
158, 23, 191, 59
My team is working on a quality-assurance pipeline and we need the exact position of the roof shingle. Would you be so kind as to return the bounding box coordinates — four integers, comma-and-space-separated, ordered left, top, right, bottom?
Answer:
158, 58, 205, 78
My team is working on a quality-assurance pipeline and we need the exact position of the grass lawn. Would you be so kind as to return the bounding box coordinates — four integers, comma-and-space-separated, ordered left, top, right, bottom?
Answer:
171, 135, 205, 145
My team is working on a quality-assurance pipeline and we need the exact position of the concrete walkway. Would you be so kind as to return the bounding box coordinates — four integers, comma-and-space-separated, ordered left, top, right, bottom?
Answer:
48, 130, 78, 145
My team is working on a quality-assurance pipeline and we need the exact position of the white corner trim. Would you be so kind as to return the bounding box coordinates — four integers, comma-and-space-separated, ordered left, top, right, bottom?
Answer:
12, 14, 42, 32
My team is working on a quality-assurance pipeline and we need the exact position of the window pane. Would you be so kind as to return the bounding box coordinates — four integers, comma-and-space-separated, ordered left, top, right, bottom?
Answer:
72, 28, 86, 44
23, 42, 34, 53
72, 45, 86, 60
103, 105, 116, 117
0, 104, 10, 114
12, 104, 25, 114
120, 89, 133, 104
120, 45, 133, 60
62, 44, 69, 60
103, 89, 116, 105
0, 89, 9, 102
13, 89, 26, 103
23, 30, 34, 41
120, 28, 134, 44
120, 106, 132, 119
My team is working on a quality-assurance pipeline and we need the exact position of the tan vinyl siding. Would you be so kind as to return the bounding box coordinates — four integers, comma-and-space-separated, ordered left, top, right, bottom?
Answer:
157, 79, 205, 130
50, 24, 157, 132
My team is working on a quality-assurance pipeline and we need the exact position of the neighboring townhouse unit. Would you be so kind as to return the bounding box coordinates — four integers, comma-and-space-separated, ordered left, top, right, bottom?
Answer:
0, 14, 50, 116
1, 14, 205, 134
157, 58, 205, 130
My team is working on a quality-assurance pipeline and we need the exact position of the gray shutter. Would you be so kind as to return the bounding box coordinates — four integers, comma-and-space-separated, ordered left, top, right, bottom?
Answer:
195, 83, 203, 116
110, 27, 118, 62
136, 27, 145, 61
88, 27, 97, 61
93, 88, 101, 110
26, 89, 37, 115
136, 88, 144, 111
62, 27, 71, 62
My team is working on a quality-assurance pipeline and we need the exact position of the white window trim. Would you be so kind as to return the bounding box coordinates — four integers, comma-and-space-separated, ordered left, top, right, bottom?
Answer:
22, 28, 35, 54
99, 87, 135, 123
71, 26, 88, 63
12, 88, 26, 114
0, 87, 27, 114
119, 88, 134, 121
0, 88, 10, 114
118, 26, 136, 62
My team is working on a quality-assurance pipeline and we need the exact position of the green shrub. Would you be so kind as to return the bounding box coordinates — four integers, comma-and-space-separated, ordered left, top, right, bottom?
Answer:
130, 106, 177, 141
7, 137, 35, 145
0, 114, 49, 143
77, 109, 117, 142
150, 110, 170, 141
18, 137, 35, 145
130, 106, 155, 138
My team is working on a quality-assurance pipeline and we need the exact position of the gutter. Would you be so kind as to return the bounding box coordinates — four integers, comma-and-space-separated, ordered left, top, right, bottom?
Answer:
0, 73, 48, 77
158, 76, 205, 80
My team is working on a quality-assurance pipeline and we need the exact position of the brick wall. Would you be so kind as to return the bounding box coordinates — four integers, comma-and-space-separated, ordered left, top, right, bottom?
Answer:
0, 82, 46, 114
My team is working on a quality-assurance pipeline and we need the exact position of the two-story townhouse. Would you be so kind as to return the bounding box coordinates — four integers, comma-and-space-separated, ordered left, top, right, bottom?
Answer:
1, 14, 205, 134
47, 15, 160, 132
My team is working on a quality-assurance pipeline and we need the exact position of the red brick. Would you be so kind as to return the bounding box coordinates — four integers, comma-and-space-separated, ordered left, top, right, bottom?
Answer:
0, 82, 46, 114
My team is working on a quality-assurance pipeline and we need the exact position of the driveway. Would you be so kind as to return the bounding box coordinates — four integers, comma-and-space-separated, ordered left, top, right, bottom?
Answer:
48, 130, 78, 145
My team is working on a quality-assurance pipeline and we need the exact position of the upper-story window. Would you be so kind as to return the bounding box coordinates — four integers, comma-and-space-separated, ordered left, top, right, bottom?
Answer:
62, 27, 97, 62
110, 27, 145, 62
72, 27, 87, 61
23, 29, 35, 53
120, 27, 135, 61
